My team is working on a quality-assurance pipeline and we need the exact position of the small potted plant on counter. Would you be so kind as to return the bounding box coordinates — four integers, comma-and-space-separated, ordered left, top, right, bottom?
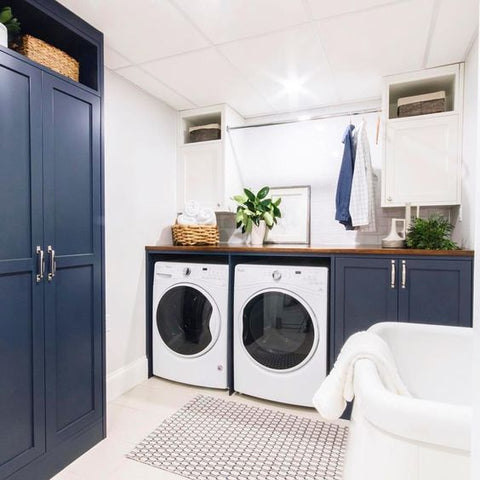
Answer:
233, 186, 282, 246
0, 7, 20, 48
406, 214, 459, 250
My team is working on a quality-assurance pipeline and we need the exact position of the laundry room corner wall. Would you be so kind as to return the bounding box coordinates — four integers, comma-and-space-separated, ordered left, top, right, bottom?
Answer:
104, 69, 177, 401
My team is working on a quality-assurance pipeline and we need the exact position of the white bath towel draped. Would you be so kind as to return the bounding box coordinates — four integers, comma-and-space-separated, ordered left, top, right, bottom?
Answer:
312, 331, 410, 420
349, 121, 376, 232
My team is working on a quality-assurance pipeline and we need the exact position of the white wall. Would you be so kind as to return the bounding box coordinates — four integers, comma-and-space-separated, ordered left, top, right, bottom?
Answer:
104, 69, 177, 399
461, 38, 478, 250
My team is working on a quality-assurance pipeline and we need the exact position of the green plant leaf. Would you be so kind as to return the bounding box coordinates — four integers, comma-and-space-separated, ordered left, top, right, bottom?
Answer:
244, 188, 255, 202
406, 214, 458, 250
264, 211, 274, 227
257, 186, 269, 199
232, 194, 247, 204
0, 7, 12, 24
273, 197, 282, 206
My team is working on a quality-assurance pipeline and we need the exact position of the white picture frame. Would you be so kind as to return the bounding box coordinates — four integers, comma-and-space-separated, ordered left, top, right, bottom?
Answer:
265, 186, 311, 244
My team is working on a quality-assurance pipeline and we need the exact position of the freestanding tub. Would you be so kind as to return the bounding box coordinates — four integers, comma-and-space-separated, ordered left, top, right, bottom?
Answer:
343, 322, 472, 480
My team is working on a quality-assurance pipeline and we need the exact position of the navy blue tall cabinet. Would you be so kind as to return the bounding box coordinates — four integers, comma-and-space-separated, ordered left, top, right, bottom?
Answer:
0, 1, 105, 479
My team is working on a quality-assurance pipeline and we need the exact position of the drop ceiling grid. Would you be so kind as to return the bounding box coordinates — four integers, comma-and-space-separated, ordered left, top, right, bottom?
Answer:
57, 0, 478, 116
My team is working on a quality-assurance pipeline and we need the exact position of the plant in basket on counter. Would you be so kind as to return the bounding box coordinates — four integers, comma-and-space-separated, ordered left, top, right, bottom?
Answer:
233, 187, 281, 246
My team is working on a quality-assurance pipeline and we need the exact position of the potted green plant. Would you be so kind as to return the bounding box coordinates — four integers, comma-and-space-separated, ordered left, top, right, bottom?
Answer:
0, 6, 20, 47
406, 214, 459, 250
233, 186, 282, 245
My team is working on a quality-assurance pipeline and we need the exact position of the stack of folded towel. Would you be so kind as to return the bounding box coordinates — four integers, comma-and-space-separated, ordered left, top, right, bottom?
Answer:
177, 201, 217, 226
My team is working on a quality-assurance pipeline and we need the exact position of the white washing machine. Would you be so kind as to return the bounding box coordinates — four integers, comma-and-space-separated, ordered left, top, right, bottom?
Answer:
234, 264, 328, 407
152, 261, 228, 389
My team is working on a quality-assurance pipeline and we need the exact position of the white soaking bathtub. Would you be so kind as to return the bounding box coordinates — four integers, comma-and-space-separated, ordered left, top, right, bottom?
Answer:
343, 322, 472, 480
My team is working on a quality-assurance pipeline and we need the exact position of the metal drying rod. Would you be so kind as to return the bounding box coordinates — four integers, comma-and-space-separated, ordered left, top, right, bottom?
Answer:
226, 107, 382, 131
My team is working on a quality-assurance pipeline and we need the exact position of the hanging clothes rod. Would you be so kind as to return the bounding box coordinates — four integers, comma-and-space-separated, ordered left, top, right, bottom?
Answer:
227, 107, 382, 131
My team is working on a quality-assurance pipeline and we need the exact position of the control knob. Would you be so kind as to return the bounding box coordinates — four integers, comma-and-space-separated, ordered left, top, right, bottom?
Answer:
183, 267, 191, 276
272, 270, 282, 281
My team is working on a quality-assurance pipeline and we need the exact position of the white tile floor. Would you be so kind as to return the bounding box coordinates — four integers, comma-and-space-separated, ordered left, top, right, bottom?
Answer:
52, 377, 348, 480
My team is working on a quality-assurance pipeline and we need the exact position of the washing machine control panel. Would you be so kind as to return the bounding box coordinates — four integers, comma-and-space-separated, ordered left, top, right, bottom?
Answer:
154, 262, 228, 287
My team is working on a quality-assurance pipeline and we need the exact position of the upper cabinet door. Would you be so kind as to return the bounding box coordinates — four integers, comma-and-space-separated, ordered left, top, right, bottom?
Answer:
0, 52, 46, 477
383, 114, 461, 206
178, 142, 223, 211
42, 73, 104, 447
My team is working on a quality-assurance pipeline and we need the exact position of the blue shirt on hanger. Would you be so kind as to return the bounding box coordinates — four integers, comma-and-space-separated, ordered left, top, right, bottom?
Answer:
335, 124, 356, 230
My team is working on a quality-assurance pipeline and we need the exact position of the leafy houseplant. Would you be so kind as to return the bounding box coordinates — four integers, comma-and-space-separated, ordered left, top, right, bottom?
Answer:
406, 214, 458, 250
0, 7, 20, 34
233, 187, 281, 244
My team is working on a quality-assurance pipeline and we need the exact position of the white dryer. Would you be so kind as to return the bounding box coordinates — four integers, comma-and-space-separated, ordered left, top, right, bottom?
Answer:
153, 261, 228, 389
234, 264, 328, 406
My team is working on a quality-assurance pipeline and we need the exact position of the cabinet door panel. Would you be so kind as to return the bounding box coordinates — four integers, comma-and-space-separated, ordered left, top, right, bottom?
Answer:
384, 114, 460, 206
334, 257, 398, 360
0, 52, 45, 478
42, 74, 103, 447
398, 259, 472, 326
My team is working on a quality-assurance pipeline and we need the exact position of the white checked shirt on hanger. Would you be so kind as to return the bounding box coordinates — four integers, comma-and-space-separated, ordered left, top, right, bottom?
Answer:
349, 120, 376, 232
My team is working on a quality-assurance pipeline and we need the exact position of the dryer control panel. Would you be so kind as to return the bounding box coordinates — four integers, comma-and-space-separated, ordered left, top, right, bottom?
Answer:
154, 261, 228, 286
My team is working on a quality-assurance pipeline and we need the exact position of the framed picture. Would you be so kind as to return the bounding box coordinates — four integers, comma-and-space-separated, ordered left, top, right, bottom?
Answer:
265, 186, 311, 244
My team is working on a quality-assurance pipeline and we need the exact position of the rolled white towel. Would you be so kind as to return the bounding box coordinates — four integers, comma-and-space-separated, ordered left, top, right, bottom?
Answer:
196, 208, 217, 225
184, 200, 200, 218
177, 214, 197, 225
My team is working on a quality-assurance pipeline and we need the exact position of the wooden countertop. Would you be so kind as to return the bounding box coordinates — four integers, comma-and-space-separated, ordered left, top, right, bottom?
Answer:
145, 244, 474, 256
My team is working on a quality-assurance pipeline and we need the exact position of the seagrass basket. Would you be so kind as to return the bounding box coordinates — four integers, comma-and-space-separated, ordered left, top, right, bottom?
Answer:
171, 223, 219, 246
17, 35, 79, 82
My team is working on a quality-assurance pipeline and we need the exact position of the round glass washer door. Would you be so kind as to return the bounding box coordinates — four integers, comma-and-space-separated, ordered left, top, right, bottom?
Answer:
241, 289, 318, 372
156, 284, 220, 358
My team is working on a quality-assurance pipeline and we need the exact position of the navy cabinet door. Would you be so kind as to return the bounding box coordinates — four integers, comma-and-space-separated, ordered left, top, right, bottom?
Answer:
0, 52, 46, 477
333, 257, 398, 361
42, 74, 103, 447
398, 258, 472, 326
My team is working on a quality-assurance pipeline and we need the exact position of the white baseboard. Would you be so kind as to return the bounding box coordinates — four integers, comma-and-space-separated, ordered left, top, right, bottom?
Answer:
107, 356, 149, 402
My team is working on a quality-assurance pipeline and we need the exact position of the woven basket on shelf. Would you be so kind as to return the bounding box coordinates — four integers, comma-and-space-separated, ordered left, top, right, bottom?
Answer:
171, 223, 219, 246
17, 35, 79, 82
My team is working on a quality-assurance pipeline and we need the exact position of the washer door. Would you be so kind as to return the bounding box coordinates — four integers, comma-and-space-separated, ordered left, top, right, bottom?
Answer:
156, 285, 219, 357
242, 290, 317, 371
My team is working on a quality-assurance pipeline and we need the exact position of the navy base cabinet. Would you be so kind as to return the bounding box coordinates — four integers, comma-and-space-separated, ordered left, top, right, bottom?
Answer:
334, 256, 472, 359
0, 8, 104, 478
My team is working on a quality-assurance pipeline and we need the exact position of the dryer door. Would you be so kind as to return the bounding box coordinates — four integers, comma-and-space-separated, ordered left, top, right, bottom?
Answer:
242, 290, 317, 371
156, 285, 220, 357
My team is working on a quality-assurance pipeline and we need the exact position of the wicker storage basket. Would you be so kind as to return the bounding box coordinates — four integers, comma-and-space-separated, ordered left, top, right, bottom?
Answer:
188, 123, 221, 143
397, 91, 446, 117
171, 223, 219, 246
17, 35, 79, 82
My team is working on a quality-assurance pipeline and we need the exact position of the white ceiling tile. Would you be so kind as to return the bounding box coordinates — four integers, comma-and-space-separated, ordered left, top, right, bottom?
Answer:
141, 48, 273, 117
59, 0, 210, 63
172, 0, 308, 44
426, 0, 478, 67
104, 45, 131, 70
115, 66, 195, 110
306, 0, 402, 19
219, 25, 340, 112
316, 0, 434, 82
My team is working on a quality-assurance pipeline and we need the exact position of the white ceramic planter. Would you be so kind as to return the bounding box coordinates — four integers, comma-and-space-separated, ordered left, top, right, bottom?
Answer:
249, 221, 266, 246
0, 23, 7, 48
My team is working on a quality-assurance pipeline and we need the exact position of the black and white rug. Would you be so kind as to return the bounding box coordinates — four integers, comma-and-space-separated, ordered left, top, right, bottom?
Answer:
127, 395, 348, 480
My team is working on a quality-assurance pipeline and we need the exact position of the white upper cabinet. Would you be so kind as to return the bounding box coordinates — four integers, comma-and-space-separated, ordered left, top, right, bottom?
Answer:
382, 64, 464, 207
177, 105, 244, 212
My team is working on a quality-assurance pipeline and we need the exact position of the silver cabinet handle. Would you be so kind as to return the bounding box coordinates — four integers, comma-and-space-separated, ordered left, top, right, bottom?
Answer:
390, 260, 396, 289
401, 260, 406, 289
47, 245, 56, 281
36, 246, 44, 283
